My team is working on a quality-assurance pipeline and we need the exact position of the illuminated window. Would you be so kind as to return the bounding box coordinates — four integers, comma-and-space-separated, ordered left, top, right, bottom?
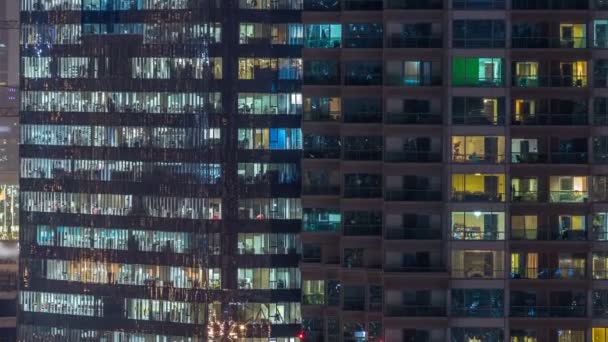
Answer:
549, 176, 588, 203
452, 57, 504, 86
304, 24, 341, 48
514, 61, 538, 87
451, 136, 505, 163
511, 215, 538, 240
559, 23, 586, 48
452, 174, 506, 202
452, 250, 504, 279
302, 280, 325, 305
451, 211, 505, 240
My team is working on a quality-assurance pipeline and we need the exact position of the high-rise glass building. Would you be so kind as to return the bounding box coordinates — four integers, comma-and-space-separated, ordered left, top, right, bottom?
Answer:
300, 0, 608, 341
18, 0, 302, 340
0, 0, 20, 341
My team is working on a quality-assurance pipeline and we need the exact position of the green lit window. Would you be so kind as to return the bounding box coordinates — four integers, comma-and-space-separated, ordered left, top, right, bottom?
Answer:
452, 57, 504, 87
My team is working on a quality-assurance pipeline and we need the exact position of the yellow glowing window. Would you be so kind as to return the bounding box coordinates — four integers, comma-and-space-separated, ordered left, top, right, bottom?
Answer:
526, 253, 538, 279
559, 61, 587, 86
452, 173, 506, 200
593, 327, 608, 342
560, 24, 586, 48
451, 136, 505, 162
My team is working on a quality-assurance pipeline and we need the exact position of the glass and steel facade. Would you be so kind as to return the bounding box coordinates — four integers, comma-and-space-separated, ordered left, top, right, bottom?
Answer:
18, 0, 302, 341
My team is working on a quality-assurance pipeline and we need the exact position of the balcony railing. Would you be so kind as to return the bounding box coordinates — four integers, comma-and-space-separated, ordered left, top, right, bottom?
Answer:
302, 185, 341, 196
511, 0, 589, 9
511, 152, 548, 163
385, 305, 446, 317
550, 152, 588, 164
453, 38, 505, 48
511, 228, 587, 241
385, 74, 442, 87
385, 112, 442, 125
453, 0, 506, 9
512, 113, 588, 125
343, 0, 384, 10
452, 153, 505, 164
387, 0, 443, 9
303, 148, 341, 159
385, 151, 442, 163
518, 75, 587, 87
511, 37, 587, 49
343, 187, 382, 198
510, 267, 586, 279
302, 294, 325, 305
384, 265, 446, 273
452, 268, 504, 279
303, 111, 341, 122
385, 189, 442, 201
591, 270, 608, 280
510, 306, 586, 318
452, 77, 504, 87
451, 191, 504, 202
451, 307, 504, 318
511, 191, 539, 203
342, 112, 383, 123
385, 226, 442, 240
342, 150, 383, 161
388, 35, 443, 48
343, 300, 365, 311
549, 191, 588, 203
451, 228, 505, 240
343, 224, 382, 236
452, 114, 504, 125
303, 222, 340, 232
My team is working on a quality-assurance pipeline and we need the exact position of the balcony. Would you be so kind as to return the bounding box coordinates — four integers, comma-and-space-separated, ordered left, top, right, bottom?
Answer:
511, 0, 588, 9
343, 299, 365, 311
510, 267, 586, 280
453, 0, 506, 9
512, 113, 587, 126
343, 224, 382, 237
536, 76, 587, 88
511, 191, 539, 203
385, 305, 446, 317
387, 0, 443, 9
342, 111, 383, 124
451, 191, 504, 203
511, 228, 587, 241
343, 0, 383, 10
385, 112, 442, 125
386, 226, 442, 240
302, 185, 340, 196
343, 187, 382, 198
511, 306, 586, 318
451, 307, 504, 318
550, 152, 588, 164
385, 74, 442, 87
452, 113, 505, 126
302, 294, 325, 305
303, 111, 341, 122
385, 189, 442, 201
387, 35, 443, 49
385, 151, 441, 163
451, 227, 505, 241
511, 37, 587, 49
303, 222, 340, 233
511, 152, 548, 164
549, 191, 588, 203
343, 150, 383, 161
303, 148, 340, 159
